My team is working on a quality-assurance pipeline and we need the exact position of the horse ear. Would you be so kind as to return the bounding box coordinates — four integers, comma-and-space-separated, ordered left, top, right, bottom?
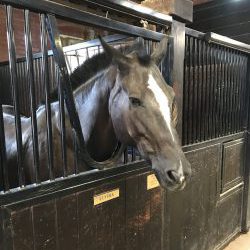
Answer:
151, 36, 169, 65
99, 36, 129, 72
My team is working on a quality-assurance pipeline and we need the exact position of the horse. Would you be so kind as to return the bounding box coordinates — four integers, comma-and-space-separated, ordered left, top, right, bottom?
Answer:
2, 36, 191, 190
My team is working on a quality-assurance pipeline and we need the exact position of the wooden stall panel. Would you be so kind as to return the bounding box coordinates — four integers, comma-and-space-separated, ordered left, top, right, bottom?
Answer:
221, 139, 245, 193
125, 172, 163, 250
56, 194, 78, 250
216, 189, 243, 249
165, 145, 220, 250
32, 200, 57, 250
77, 179, 127, 250
6, 169, 164, 250
11, 207, 34, 250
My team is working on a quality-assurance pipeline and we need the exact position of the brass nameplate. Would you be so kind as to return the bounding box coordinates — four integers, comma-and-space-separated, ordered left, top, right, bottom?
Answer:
94, 188, 120, 205
147, 174, 160, 190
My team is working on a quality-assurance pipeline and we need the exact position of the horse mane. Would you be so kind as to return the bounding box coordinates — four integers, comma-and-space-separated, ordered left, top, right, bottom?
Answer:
44, 39, 150, 103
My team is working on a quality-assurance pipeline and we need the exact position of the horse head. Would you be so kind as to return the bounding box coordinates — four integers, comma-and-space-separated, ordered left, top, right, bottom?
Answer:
100, 37, 191, 191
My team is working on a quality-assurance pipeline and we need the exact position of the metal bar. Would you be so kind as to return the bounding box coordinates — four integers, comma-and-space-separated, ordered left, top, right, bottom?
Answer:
24, 9, 40, 183
192, 37, 197, 143
73, 130, 79, 174
187, 36, 193, 144
221, 48, 226, 136
241, 56, 250, 232
200, 40, 206, 141
182, 35, 188, 145
242, 56, 249, 130
0, 103, 9, 191
228, 49, 234, 134
231, 50, 237, 134
203, 41, 209, 141
239, 55, 247, 131
236, 52, 242, 132
210, 44, 216, 139
197, 38, 202, 142
132, 147, 136, 162
57, 68, 68, 177
0, 161, 148, 206
123, 148, 128, 164
44, 14, 86, 164
1, 0, 165, 41
204, 32, 250, 54
224, 48, 229, 135
231, 49, 237, 134
217, 46, 223, 137
6, 5, 24, 187
214, 45, 219, 138
206, 43, 212, 139
40, 13, 54, 180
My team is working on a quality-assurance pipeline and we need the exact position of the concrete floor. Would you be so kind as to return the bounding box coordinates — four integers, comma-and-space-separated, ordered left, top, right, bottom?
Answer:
224, 232, 250, 250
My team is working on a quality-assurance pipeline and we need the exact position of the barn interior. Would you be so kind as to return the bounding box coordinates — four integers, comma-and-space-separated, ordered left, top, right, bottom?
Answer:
0, 1, 249, 250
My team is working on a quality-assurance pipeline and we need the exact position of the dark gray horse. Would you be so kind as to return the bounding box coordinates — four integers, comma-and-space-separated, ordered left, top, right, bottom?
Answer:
3, 36, 191, 190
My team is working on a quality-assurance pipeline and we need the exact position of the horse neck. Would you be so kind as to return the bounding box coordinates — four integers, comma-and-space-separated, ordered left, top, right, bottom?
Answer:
73, 68, 118, 161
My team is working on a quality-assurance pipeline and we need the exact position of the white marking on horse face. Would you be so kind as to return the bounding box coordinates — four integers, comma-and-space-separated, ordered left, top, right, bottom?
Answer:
147, 74, 175, 141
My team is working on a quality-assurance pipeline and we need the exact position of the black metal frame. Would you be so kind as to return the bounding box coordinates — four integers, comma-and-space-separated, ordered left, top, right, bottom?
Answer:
0, 0, 171, 197
1, 0, 167, 41
0, 1, 250, 249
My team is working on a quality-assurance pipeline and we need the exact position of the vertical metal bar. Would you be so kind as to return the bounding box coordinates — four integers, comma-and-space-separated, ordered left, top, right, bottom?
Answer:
217, 46, 223, 137
24, 9, 40, 183
0, 103, 9, 191
203, 41, 209, 141
206, 43, 211, 139
182, 35, 188, 145
40, 13, 54, 180
235, 52, 241, 132
200, 40, 205, 141
227, 49, 231, 133
86, 47, 90, 59
73, 130, 79, 174
131, 147, 135, 162
171, 21, 185, 144
214, 45, 219, 138
239, 55, 247, 131
187, 36, 193, 144
6, 5, 24, 187
192, 37, 197, 143
224, 48, 229, 135
197, 38, 202, 142
241, 56, 250, 232
227, 48, 232, 135
210, 44, 216, 139
123, 148, 128, 164
233, 51, 239, 132
221, 48, 226, 136
229, 49, 235, 134
57, 68, 68, 177
242, 56, 249, 130
75, 50, 80, 67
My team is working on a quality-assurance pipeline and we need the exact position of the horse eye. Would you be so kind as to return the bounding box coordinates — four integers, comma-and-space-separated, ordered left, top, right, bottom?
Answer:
129, 97, 142, 107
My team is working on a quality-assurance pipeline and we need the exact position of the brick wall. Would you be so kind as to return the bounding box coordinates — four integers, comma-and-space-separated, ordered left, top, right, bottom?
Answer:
0, 6, 106, 62
0, 7, 41, 62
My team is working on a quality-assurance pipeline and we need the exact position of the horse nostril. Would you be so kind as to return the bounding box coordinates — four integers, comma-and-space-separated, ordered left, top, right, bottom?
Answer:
166, 170, 185, 184
166, 170, 178, 183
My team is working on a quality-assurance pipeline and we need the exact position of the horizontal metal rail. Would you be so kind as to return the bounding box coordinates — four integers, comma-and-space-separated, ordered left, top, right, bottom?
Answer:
1, 0, 166, 41
204, 32, 250, 54
0, 161, 148, 207
186, 28, 250, 54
